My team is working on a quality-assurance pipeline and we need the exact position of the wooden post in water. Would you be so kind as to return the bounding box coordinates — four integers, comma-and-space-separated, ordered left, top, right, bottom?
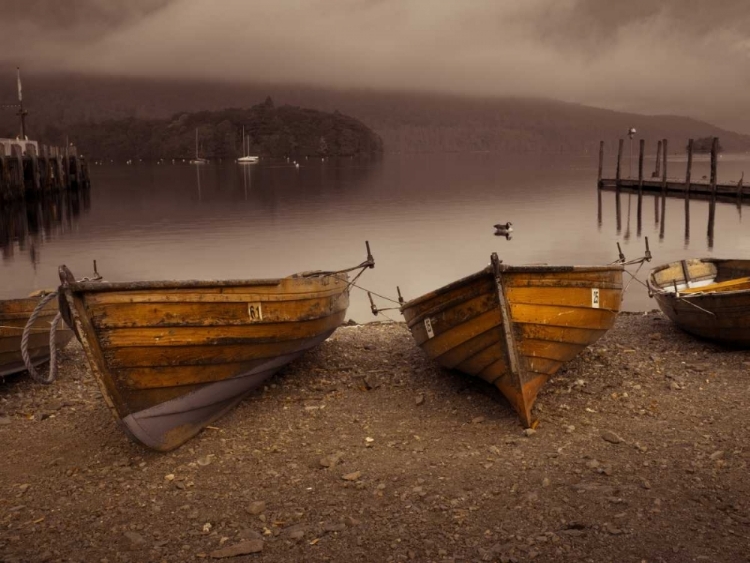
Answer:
685, 139, 693, 197
738, 173, 744, 206
615, 139, 623, 188
661, 139, 668, 194
637, 139, 644, 195
654, 140, 662, 178
710, 137, 718, 201
637, 139, 644, 234
597, 141, 604, 188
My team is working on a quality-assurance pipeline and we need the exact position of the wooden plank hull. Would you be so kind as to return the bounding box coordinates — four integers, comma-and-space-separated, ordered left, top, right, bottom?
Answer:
59, 273, 350, 451
650, 258, 750, 346
0, 296, 74, 378
401, 259, 623, 427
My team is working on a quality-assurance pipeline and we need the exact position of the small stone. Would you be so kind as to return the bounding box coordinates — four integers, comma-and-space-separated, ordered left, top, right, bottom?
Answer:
669, 381, 683, 391
197, 456, 213, 467
709, 450, 724, 461
342, 471, 361, 481
124, 531, 146, 546
322, 522, 346, 533
319, 452, 344, 468
246, 501, 266, 515
164, 474, 175, 482
210, 539, 264, 558
523, 428, 536, 437
601, 431, 623, 444
603, 523, 623, 535
0, 416, 11, 425
285, 525, 305, 540
472, 416, 485, 424
415, 395, 425, 406
565, 425, 575, 433
362, 375, 381, 390
238, 529, 263, 541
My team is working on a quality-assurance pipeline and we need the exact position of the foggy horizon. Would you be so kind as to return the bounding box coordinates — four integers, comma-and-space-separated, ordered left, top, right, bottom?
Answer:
3, 0, 750, 133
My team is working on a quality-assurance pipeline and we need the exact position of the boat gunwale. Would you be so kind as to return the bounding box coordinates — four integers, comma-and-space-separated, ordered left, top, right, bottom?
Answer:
63, 273, 349, 293
401, 263, 625, 312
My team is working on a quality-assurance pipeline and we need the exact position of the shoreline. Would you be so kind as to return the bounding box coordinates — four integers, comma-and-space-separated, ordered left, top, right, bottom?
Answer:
1, 312, 749, 562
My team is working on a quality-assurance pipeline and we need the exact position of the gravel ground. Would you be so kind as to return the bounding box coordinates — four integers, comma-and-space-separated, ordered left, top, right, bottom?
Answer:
1, 312, 749, 563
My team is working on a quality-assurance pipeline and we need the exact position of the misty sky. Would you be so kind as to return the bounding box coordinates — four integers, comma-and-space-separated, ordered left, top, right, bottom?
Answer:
3, 0, 750, 131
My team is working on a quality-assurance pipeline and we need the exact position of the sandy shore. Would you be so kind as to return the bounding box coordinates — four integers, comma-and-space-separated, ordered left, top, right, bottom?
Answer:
1, 312, 749, 563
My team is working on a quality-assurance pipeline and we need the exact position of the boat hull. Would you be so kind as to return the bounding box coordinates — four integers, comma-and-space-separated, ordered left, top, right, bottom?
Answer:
0, 296, 74, 378
59, 273, 350, 451
401, 260, 623, 427
650, 258, 750, 346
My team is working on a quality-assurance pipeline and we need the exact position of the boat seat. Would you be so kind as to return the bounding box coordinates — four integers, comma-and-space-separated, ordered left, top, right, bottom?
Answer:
680, 276, 750, 294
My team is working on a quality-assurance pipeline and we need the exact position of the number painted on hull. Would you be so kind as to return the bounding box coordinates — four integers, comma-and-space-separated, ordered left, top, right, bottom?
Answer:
591, 288, 600, 308
424, 318, 435, 339
248, 303, 263, 321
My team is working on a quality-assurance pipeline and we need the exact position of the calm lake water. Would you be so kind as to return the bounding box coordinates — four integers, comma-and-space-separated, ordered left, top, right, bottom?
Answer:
3, 152, 750, 321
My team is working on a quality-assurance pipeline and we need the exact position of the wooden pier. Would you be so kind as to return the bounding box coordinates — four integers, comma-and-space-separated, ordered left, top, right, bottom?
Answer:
597, 136, 745, 202
0, 140, 90, 203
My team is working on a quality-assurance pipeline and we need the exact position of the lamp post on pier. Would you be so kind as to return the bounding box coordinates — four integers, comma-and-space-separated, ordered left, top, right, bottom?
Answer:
628, 127, 636, 178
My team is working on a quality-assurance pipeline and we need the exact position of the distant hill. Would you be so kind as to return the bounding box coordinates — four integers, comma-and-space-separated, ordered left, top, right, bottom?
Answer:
40, 97, 384, 160
1, 71, 749, 155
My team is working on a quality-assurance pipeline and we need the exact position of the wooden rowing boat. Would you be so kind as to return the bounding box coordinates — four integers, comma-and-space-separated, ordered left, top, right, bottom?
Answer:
58, 255, 372, 451
649, 258, 750, 346
400, 254, 623, 427
0, 295, 74, 378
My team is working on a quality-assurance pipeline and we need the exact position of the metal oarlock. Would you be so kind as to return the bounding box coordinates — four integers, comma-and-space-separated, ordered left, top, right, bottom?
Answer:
612, 236, 652, 266
365, 241, 374, 269
617, 242, 626, 263
368, 292, 379, 316
396, 286, 405, 305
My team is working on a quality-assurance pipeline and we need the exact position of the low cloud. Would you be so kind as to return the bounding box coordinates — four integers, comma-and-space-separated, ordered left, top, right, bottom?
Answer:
2, 0, 750, 130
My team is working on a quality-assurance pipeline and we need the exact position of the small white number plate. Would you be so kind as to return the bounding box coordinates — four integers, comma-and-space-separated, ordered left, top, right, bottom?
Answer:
424, 318, 435, 339
592, 288, 600, 308
248, 303, 263, 321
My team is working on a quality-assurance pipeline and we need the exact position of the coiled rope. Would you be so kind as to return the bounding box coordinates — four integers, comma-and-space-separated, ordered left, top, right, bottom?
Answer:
21, 291, 62, 384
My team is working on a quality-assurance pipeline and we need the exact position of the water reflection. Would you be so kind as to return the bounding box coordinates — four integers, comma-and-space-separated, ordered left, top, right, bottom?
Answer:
602, 187, 734, 252
0, 188, 90, 265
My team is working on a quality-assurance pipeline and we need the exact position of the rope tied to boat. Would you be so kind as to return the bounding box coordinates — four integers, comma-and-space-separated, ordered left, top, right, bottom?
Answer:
21, 291, 62, 384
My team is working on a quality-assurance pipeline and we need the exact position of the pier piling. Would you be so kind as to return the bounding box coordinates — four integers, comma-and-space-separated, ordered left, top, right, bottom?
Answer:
710, 137, 718, 201
637, 139, 644, 196
0, 143, 89, 203
597, 141, 604, 188
685, 139, 693, 198
597, 135, 747, 204
661, 139, 668, 194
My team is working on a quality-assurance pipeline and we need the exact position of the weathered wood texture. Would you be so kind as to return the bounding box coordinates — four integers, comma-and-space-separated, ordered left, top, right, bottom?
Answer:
0, 296, 73, 377
59, 272, 351, 451
401, 261, 623, 427
650, 258, 750, 346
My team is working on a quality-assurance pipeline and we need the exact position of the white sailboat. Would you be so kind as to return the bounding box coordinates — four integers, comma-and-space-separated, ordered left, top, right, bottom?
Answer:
190, 128, 208, 164
237, 126, 259, 163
